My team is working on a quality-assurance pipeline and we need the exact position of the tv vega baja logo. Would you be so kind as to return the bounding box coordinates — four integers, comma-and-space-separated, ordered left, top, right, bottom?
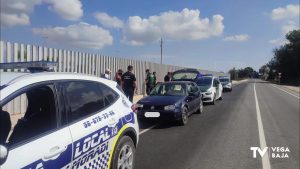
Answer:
250, 147, 290, 159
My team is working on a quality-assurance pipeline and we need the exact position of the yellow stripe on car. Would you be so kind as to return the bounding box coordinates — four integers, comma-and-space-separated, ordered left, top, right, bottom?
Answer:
107, 124, 129, 169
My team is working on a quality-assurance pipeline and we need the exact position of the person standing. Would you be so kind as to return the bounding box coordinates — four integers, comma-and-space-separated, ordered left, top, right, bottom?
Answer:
101, 68, 111, 80
114, 69, 123, 86
145, 69, 155, 95
164, 72, 171, 82
121, 65, 137, 102
153, 72, 157, 85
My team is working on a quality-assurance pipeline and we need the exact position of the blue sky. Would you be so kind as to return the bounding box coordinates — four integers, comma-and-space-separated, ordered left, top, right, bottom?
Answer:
1, 0, 299, 72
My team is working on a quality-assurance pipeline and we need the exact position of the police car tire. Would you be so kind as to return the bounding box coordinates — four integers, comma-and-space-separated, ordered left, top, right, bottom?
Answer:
112, 136, 136, 169
211, 94, 216, 105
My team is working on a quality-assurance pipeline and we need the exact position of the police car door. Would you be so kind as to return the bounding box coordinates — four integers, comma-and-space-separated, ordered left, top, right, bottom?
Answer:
62, 81, 120, 169
0, 83, 73, 169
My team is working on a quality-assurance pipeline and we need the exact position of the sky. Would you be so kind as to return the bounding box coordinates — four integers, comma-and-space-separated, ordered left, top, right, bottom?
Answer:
1, 0, 299, 72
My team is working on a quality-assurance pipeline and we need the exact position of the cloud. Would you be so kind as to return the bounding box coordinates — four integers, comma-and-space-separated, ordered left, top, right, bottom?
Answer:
282, 21, 298, 34
223, 34, 249, 42
0, 0, 41, 27
0, 13, 30, 27
271, 4, 299, 21
269, 4, 299, 44
0, 0, 83, 27
32, 22, 113, 49
43, 0, 83, 21
94, 12, 124, 28
269, 38, 288, 45
122, 8, 224, 45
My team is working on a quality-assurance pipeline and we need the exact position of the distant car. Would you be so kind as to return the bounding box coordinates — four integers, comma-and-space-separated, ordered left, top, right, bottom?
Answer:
195, 76, 223, 104
171, 68, 203, 82
136, 81, 203, 125
219, 76, 232, 92
0, 70, 138, 169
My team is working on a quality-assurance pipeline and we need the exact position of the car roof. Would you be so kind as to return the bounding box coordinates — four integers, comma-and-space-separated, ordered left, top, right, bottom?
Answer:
1, 72, 117, 89
0, 72, 30, 87
160, 81, 193, 84
173, 68, 200, 73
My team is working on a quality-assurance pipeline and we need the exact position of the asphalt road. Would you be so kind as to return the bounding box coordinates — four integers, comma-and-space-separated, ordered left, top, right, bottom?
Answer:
135, 79, 299, 169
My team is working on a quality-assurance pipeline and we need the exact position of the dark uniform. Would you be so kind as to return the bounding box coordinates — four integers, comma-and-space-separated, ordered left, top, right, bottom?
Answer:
164, 74, 170, 82
122, 71, 136, 102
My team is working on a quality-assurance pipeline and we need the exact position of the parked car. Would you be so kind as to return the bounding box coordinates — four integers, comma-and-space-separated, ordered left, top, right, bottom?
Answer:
195, 76, 223, 104
0, 68, 139, 169
136, 81, 203, 125
219, 76, 232, 92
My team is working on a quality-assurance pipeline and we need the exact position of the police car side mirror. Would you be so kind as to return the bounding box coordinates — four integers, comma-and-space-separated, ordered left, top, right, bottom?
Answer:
0, 145, 8, 165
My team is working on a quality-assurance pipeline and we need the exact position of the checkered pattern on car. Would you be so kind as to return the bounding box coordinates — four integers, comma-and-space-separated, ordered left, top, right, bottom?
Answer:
83, 151, 110, 169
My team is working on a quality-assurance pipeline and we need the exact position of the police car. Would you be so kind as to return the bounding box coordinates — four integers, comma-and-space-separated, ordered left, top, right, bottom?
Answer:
195, 75, 223, 104
0, 61, 139, 169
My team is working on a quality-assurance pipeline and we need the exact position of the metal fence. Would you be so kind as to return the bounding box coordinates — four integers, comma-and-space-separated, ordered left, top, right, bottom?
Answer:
0, 40, 228, 120
0, 41, 228, 94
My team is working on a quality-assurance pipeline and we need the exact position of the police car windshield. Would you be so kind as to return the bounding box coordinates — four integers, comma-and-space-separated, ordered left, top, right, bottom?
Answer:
150, 83, 186, 96
219, 78, 230, 83
172, 72, 197, 80
196, 77, 212, 86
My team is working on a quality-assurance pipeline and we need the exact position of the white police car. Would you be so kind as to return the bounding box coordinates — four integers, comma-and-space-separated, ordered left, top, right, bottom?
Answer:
196, 76, 223, 104
0, 69, 139, 169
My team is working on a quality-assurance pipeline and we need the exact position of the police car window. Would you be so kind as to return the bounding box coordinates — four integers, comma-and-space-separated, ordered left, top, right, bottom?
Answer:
64, 81, 106, 122
100, 84, 119, 105
0, 84, 57, 148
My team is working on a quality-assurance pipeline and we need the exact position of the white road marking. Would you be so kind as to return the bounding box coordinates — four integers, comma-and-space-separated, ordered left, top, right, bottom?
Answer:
271, 84, 299, 99
139, 124, 158, 135
254, 83, 271, 169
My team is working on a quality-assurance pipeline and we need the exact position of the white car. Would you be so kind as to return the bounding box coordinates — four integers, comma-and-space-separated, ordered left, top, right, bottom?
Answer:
195, 76, 223, 104
0, 72, 139, 169
219, 76, 232, 92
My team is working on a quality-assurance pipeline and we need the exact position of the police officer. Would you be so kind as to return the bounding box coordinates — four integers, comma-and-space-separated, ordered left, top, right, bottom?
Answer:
121, 65, 137, 102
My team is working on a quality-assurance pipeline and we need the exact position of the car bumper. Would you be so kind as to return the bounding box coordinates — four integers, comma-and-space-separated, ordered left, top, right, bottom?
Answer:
223, 86, 232, 90
202, 92, 214, 102
137, 109, 181, 120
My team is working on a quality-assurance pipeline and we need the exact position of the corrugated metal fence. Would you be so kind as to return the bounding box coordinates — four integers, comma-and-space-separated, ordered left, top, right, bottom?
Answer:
0, 40, 228, 121
0, 41, 228, 94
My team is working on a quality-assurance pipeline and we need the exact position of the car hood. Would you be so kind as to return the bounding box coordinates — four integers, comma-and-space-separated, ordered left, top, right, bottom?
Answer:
198, 85, 211, 92
138, 95, 185, 105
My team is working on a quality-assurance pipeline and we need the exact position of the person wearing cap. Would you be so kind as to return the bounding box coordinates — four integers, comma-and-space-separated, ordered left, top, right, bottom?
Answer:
121, 65, 137, 102
101, 68, 111, 80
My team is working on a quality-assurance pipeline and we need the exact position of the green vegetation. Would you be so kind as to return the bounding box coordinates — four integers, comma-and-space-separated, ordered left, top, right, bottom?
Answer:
260, 30, 300, 84
228, 67, 259, 80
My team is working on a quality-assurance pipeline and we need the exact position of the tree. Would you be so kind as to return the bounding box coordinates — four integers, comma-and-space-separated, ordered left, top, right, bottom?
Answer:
270, 30, 300, 83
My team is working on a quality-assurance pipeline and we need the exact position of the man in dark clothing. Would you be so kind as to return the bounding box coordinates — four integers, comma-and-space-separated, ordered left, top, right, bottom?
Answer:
153, 72, 157, 85
115, 69, 123, 86
164, 72, 171, 82
121, 65, 137, 102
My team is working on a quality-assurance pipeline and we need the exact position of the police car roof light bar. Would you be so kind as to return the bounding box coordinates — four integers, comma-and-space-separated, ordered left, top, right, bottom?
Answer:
0, 61, 58, 73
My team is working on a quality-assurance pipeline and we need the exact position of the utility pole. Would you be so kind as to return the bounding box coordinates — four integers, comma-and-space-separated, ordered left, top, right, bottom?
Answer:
160, 37, 163, 64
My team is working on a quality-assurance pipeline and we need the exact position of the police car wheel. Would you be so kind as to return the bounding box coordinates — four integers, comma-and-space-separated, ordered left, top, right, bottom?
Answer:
179, 107, 188, 125
112, 136, 135, 169
211, 94, 216, 105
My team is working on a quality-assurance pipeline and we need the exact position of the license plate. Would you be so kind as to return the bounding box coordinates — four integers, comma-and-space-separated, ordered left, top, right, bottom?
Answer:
145, 112, 160, 118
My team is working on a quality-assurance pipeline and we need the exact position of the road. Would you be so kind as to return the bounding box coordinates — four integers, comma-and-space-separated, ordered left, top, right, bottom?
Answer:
135, 79, 299, 169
